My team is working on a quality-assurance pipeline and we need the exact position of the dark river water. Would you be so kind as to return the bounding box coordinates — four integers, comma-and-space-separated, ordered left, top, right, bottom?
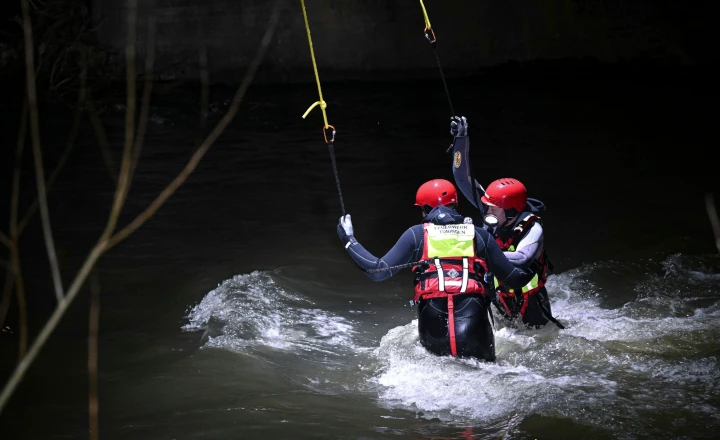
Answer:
1, 65, 718, 439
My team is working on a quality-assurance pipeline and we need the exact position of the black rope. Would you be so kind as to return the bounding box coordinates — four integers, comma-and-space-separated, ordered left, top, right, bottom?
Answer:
423, 29, 454, 117
536, 291, 565, 329
426, 38, 456, 118
325, 133, 345, 216
430, 44, 455, 117
364, 259, 432, 274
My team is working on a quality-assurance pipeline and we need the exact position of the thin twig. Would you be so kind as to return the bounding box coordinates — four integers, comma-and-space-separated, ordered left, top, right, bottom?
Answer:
107, 3, 281, 250
10, 99, 29, 358
706, 193, 720, 253
11, 243, 27, 359
101, 0, 138, 240
0, 102, 29, 328
22, 0, 64, 302
17, 56, 88, 237
9, 102, 29, 353
0, 271, 13, 329
88, 272, 100, 440
0, 0, 282, 415
0, 242, 103, 414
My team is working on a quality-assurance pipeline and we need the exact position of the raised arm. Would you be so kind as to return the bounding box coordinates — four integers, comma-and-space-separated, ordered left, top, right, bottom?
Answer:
450, 117, 485, 217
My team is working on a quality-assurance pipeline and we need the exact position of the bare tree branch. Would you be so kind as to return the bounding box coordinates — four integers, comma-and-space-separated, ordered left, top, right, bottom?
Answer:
100, 0, 138, 240
11, 244, 28, 359
0, 271, 13, 330
18, 55, 88, 237
0, 101, 28, 329
0, 241, 102, 414
88, 272, 100, 440
706, 193, 720, 253
0, 0, 283, 415
107, 4, 281, 250
21, 0, 64, 302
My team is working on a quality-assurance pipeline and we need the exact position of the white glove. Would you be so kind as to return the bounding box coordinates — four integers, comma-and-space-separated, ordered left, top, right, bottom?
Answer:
339, 214, 354, 236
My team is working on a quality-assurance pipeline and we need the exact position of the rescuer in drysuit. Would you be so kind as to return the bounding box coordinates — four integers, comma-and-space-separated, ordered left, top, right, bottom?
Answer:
449, 116, 561, 329
337, 179, 535, 361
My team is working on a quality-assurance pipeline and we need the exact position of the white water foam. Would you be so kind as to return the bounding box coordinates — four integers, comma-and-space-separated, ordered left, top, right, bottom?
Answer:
369, 254, 720, 435
183, 271, 357, 355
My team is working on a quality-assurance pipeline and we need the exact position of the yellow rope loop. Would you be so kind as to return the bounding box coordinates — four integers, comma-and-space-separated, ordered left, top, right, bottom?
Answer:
300, 0, 330, 129
419, 0, 432, 30
302, 100, 327, 122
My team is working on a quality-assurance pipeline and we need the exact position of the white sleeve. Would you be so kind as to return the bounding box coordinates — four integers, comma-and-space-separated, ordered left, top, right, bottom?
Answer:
503, 222, 544, 267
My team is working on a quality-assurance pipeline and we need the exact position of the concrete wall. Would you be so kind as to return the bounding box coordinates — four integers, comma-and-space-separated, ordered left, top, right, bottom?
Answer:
91, 0, 695, 83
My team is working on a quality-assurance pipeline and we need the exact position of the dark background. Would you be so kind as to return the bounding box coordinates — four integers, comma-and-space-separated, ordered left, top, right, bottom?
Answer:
0, 0, 716, 438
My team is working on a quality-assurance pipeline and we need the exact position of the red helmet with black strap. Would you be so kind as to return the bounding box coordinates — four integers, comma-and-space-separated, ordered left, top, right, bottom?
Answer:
415, 179, 458, 208
481, 178, 527, 212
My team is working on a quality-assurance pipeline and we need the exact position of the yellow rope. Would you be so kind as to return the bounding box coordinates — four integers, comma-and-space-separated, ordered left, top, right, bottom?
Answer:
419, 0, 432, 30
300, 0, 329, 128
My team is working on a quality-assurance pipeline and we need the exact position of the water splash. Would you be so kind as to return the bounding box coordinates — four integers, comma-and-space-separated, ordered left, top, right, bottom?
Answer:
183, 271, 357, 354
369, 254, 720, 437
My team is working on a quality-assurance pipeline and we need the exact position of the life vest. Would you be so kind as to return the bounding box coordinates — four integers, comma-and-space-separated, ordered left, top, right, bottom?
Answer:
492, 213, 551, 320
412, 222, 489, 356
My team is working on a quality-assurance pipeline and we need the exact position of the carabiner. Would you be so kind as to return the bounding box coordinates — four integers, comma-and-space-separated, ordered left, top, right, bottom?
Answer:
323, 124, 336, 144
424, 27, 436, 44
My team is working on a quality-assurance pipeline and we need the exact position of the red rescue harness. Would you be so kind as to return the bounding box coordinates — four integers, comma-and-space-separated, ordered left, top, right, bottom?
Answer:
494, 215, 550, 319
412, 223, 489, 355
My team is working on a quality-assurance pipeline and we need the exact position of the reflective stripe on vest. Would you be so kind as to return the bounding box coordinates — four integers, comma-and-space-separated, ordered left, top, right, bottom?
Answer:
493, 273, 540, 294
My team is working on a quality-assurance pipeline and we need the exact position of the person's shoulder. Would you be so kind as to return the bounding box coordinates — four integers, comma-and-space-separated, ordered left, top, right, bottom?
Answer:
529, 220, 544, 232
473, 225, 490, 238
404, 224, 425, 237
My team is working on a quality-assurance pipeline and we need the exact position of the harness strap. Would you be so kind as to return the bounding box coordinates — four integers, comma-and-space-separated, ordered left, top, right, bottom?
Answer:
434, 258, 445, 291
514, 214, 538, 234
520, 290, 531, 318
447, 295, 457, 355
415, 269, 484, 283
495, 292, 514, 317
460, 257, 468, 292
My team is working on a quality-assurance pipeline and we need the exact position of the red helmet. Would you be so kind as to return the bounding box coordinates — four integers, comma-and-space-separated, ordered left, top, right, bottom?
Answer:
481, 178, 527, 212
415, 179, 458, 208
